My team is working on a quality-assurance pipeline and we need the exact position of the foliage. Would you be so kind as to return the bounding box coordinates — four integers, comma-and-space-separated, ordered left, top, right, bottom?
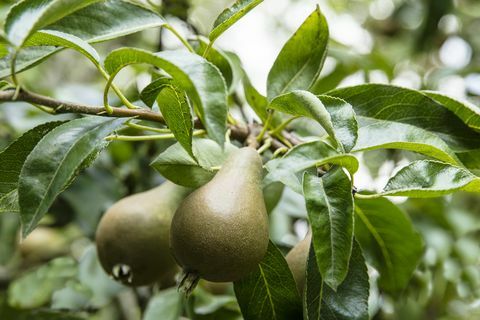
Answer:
0, 0, 479, 319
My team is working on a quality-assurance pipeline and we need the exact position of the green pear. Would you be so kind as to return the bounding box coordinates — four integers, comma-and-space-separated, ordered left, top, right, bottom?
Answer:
286, 231, 312, 294
96, 181, 190, 287
170, 147, 269, 283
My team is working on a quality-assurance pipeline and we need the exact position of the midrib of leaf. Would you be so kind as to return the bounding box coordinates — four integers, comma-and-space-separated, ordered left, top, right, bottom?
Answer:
354, 204, 393, 279
259, 264, 277, 319
321, 178, 336, 282
22, 119, 115, 232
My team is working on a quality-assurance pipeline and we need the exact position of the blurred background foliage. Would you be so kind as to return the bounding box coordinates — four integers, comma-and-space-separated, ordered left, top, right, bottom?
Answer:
0, 0, 479, 319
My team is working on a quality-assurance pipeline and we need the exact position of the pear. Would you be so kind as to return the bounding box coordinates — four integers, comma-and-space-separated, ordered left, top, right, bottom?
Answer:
96, 181, 190, 287
286, 231, 312, 294
170, 147, 269, 284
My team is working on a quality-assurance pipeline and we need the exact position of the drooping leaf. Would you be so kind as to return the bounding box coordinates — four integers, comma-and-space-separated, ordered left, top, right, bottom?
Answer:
209, 0, 264, 43
0, 121, 65, 214
424, 91, 480, 131
151, 138, 238, 188
143, 288, 183, 320
104, 48, 228, 145
4, 0, 100, 47
243, 71, 269, 122
269, 90, 341, 150
353, 119, 461, 165
140, 76, 173, 108
234, 241, 302, 320
303, 169, 354, 290
318, 95, 358, 152
328, 84, 480, 154
25, 29, 100, 65
265, 140, 358, 193
8, 257, 78, 309
267, 6, 329, 99
156, 84, 195, 160
269, 91, 357, 152
191, 37, 234, 90
355, 197, 424, 293
369, 160, 480, 198
18, 117, 129, 236
0, 0, 167, 77
305, 241, 369, 320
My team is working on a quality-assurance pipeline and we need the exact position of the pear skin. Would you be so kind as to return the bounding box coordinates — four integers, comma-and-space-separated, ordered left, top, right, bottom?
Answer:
96, 181, 190, 287
170, 147, 269, 282
286, 231, 312, 294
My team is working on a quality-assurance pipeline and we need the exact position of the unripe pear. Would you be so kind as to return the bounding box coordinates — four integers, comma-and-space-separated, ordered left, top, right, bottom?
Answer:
96, 181, 190, 287
286, 231, 312, 294
170, 147, 269, 284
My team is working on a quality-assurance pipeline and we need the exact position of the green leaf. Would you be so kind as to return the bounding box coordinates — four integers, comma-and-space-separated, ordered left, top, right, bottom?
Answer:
424, 91, 480, 131
156, 84, 195, 160
269, 91, 358, 152
370, 160, 480, 198
355, 197, 424, 293
25, 29, 100, 65
0, 121, 64, 214
305, 241, 369, 320
209, 0, 264, 43
303, 168, 354, 290
0, 0, 167, 77
144, 288, 183, 320
234, 241, 302, 320
243, 71, 269, 122
328, 84, 480, 154
353, 119, 461, 165
267, 6, 328, 99
0, 213, 20, 265
18, 116, 128, 236
0, 80, 11, 90
4, 0, 100, 47
151, 138, 238, 188
8, 257, 77, 309
318, 95, 358, 153
104, 48, 228, 145
140, 76, 172, 108
265, 140, 359, 193
191, 37, 234, 91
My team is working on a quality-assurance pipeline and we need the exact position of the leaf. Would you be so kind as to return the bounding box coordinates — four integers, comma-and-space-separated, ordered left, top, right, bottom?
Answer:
151, 138, 238, 188
209, 0, 264, 43
0, 0, 167, 77
25, 29, 100, 65
265, 140, 359, 193
424, 91, 480, 131
269, 91, 358, 152
143, 288, 183, 320
318, 95, 358, 153
234, 241, 302, 320
191, 37, 234, 91
4, 0, 100, 47
243, 71, 269, 122
0, 80, 11, 90
353, 119, 461, 165
8, 257, 77, 309
267, 6, 329, 100
18, 116, 128, 236
0, 121, 64, 214
156, 84, 195, 160
269, 91, 340, 149
305, 241, 369, 320
328, 84, 480, 154
354, 197, 424, 293
376, 160, 480, 197
104, 48, 228, 145
303, 168, 354, 290
140, 76, 172, 108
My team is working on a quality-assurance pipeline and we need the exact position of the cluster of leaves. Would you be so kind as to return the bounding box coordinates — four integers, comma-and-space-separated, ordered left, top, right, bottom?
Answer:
1, 0, 480, 319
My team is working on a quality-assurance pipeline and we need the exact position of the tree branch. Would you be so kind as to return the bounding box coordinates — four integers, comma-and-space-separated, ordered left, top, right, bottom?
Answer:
0, 88, 298, 150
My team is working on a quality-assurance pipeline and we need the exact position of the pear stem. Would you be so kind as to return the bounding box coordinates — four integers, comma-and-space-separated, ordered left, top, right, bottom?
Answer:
178, 271, 200, 296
